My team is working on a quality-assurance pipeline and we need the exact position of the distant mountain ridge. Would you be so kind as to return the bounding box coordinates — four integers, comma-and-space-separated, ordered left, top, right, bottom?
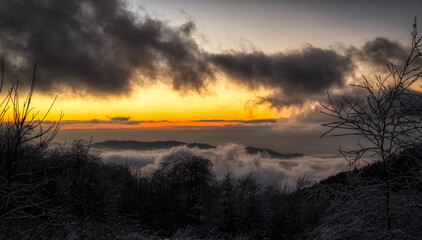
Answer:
245, 147, 303, 159
92, 140, 214, 151
92, 140, 303, 159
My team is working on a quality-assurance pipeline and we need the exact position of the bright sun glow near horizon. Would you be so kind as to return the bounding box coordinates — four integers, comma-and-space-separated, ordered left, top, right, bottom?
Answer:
27, 78, 278, 129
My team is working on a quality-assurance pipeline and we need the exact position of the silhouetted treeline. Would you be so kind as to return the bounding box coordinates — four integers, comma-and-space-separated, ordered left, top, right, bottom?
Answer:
1, 139, 421, 239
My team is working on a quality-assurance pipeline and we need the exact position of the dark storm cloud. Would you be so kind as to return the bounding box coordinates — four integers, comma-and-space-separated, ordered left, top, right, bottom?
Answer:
352, 37, 410, 69
252, 77, 367, 111
211, 47, 354, 106
0, 0, 414, 106
0, 0, 212, 95
218, 37, 414, 109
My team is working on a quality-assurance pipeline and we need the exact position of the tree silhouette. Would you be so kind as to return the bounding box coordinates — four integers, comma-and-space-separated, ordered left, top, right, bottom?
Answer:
0, 63, 63, 239
321, 20, 422, 231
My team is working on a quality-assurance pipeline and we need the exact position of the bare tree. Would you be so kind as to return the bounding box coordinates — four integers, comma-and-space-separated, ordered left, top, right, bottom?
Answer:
0, 63, 62, 180
0, 63, 63, 239
321, 20, 422, 231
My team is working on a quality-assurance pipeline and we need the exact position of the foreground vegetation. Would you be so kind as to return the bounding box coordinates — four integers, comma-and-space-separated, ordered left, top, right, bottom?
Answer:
1, 136, 421, 239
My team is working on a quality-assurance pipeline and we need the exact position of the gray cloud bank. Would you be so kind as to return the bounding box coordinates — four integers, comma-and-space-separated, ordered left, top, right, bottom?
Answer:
100, 143, 347, 187
0, 0, 413, 108
0, 0, 212, 95
211, 48, 353, 106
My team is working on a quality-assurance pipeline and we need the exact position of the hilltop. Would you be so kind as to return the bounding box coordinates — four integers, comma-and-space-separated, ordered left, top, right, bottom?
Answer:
92, 140, 304, 159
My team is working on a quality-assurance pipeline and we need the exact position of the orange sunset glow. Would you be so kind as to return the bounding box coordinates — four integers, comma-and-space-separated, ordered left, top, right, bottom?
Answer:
29, 80, 278, 129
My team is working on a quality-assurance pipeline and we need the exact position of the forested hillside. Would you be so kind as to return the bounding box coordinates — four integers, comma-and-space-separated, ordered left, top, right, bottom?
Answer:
1, 136, 421, 239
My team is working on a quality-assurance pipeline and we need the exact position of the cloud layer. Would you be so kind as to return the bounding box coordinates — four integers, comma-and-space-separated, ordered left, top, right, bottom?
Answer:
211, 48, 354, 106
0, 0, 413, 108
44, 118, 276, 127
99, 143, 347, 187
0, 0, 212, 95
353, 37, 409, 69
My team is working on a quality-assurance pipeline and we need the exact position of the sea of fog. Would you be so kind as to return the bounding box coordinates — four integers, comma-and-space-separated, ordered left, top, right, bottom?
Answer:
97, 143, 347, 187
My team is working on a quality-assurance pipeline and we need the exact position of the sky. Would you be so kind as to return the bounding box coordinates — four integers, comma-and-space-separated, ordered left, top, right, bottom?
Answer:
0, 0, 421, 156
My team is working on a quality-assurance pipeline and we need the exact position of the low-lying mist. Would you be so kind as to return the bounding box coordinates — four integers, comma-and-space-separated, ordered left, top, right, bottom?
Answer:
99, 143, 347, 186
